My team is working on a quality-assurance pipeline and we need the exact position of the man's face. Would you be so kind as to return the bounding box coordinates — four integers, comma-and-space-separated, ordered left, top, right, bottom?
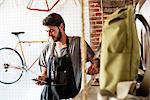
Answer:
44, 25, 61, 42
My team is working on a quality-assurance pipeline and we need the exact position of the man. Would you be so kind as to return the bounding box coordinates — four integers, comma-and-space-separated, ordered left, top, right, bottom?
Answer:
36, 13, 99, 100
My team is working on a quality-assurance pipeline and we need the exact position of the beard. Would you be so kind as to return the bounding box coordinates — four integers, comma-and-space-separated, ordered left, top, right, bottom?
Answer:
53, 28, 62, 42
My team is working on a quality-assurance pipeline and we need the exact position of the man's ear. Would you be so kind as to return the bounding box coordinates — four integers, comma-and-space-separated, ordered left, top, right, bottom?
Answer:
59, 23, 64, 31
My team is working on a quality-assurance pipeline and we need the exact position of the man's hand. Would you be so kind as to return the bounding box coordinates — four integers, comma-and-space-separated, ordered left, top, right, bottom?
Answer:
34, 75, 47, 85
87, 65, 99, 75
87, 58, 100, 75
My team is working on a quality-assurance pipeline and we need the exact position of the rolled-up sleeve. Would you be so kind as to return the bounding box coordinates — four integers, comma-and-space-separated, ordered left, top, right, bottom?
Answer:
39, 44, 50, 68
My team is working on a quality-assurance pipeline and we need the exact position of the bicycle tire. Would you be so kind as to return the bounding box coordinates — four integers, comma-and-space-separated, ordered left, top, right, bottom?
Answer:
0, 47, 24, 84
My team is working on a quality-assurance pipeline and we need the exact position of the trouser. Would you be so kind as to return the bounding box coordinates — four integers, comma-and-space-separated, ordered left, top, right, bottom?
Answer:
40, 85, 59, 100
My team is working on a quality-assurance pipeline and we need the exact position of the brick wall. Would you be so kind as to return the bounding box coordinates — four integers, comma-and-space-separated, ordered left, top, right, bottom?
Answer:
89, 0, 133, 52
89, 0, 102, 51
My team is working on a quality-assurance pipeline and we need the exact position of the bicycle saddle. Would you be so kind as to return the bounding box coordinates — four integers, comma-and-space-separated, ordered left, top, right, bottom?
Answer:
11, 32, 25, 36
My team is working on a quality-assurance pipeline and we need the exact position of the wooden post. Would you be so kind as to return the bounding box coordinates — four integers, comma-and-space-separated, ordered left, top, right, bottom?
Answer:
81, 0, 87, 100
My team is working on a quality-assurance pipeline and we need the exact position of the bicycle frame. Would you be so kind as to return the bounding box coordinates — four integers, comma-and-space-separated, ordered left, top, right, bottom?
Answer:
13, 34, 47, 75
0, 32, 48, 84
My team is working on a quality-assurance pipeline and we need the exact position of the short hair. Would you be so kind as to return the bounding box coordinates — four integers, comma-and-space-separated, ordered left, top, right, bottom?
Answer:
43, 13, 65, 28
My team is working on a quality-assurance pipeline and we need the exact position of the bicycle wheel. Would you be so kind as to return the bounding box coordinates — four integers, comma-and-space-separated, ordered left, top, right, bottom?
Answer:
0, 47, 24, 84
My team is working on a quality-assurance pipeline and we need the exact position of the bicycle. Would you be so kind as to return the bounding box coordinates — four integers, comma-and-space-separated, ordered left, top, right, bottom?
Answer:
0, 32, 47, 84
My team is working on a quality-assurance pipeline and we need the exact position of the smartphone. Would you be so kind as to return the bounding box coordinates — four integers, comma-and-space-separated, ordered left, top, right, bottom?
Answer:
32, 78, 47, 84
32, 78, 39, 81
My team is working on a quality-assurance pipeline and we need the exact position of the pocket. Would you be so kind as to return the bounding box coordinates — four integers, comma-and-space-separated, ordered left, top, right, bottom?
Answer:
103, 14, 128, 53
52, 71, 67, 85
